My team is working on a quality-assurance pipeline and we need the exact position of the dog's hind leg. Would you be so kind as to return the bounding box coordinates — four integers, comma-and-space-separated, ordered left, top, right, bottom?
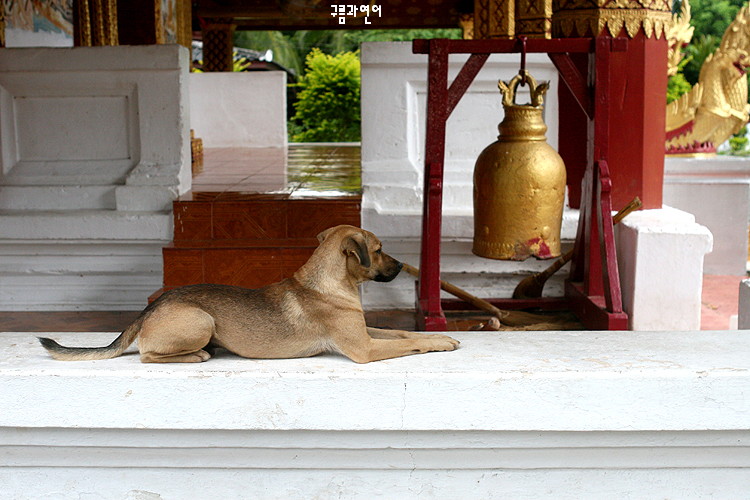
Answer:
138, 305, 216, 363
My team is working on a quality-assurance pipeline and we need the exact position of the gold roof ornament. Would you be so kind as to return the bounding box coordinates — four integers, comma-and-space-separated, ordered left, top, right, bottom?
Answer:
666, 4, 750, 154
666, 0, 694, 76
551, 0, 672, 39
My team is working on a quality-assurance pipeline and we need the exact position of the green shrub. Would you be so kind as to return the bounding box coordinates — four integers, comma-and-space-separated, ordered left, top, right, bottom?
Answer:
289, 49, 361, 142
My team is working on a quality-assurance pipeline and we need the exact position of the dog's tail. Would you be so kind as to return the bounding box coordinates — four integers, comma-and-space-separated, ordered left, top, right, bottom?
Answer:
38, 315, 145, 361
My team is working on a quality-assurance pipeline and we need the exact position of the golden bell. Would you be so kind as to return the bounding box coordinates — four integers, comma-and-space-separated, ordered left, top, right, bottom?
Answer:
473, 70, 566, 261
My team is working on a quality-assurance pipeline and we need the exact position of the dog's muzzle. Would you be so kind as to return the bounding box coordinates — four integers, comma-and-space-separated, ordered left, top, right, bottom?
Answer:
373, 260, 403, 282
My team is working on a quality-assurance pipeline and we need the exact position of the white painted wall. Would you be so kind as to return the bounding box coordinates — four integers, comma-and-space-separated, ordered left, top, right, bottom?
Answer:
2, 330, 749, 498
190, 71, 287, 148
663, 156, 750, 276
0, 45, 190, 310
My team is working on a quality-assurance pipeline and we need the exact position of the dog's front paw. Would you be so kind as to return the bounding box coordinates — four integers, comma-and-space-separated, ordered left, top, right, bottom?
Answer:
428, 335, 460, 352
430, 334, 460, 349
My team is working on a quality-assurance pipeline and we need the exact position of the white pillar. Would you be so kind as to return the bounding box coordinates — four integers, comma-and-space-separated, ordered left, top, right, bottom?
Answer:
616, 207, 713, 330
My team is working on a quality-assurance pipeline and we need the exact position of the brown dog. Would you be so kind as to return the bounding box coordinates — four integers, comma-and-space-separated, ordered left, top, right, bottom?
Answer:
39, 225, 459, 363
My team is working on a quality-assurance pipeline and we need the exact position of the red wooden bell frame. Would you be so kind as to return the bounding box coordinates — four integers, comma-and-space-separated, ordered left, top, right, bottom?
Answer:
411, 37, 630, 331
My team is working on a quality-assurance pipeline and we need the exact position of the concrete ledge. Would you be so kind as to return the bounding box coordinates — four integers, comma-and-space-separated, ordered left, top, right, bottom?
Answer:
2, 331, 749, 430
2, 330, 749, 498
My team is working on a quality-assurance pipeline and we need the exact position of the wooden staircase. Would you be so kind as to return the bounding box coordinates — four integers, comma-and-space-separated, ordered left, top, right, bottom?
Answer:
150, 145, 361, 299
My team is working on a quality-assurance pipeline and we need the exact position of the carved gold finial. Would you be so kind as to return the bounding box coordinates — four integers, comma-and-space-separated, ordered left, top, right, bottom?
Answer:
667, 0, 694, 76
498, 70, 549, 108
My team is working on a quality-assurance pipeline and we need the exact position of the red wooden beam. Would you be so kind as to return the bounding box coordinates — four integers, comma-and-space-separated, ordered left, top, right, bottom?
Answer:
446, 53, 490, 118
412, 38, 594, 55
548, 52, 592, 119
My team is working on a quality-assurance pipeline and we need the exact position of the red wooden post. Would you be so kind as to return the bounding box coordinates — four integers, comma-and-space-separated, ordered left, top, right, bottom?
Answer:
598, 32, 667, 209
416, 40, 450, 330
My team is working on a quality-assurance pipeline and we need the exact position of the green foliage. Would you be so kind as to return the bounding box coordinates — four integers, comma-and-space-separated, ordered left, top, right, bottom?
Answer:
682, 34, 720, 85
667, 72, 693, 103
289, 49, 361, 142
234, 28, 459, 142
192, 54, 252, 73
234, 29, 462, 77
671, 0, 745, 84
728, 126, 750, 155
675, 0, 744, 38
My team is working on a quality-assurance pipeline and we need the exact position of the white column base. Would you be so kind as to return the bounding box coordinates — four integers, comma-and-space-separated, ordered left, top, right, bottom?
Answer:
616, 207, 713, 330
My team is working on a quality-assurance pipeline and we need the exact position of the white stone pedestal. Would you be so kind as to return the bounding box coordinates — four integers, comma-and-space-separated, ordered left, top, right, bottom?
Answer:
663, 156, 750, 275
616, 207, 713, 330
2, 330, 749, 499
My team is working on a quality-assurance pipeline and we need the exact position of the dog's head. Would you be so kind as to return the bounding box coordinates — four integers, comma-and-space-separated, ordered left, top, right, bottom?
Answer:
317, 225, 403, 283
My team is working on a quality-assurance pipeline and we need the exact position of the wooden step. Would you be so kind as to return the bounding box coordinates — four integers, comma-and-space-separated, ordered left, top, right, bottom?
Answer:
162, 241, 316, 288
172, 196, 361, 241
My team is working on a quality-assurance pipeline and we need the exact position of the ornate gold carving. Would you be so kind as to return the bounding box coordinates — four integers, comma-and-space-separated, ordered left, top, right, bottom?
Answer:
473, 0, 514, 39
666, 5, 750, 153
516, 0, 552, 38
666, 0, 693, 76
75, 0, 118, 46
552, 0, 671, 38
202, 19, 236, 72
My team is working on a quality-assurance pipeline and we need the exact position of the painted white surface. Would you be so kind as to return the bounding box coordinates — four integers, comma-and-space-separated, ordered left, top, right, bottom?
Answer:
3, 330, 749, 431
190, 71, 287, 148
616, 207, 713, 330
1, 330, 749, 498
664, 156, 750, 275
0, 46, 189, 310
740, 279, 750, 329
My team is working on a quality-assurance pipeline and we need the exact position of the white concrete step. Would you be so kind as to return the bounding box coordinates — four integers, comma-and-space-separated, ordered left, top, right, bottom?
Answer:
0, 185, 117, 210
0, 210, 172, 240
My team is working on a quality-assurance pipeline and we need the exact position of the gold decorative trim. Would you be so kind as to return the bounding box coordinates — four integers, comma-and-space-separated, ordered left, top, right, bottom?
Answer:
552, 8, 671, 38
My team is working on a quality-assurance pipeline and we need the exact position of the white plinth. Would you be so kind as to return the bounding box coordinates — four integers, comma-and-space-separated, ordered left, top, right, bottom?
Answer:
2, 330, 749, 499
616, 207, 713, 330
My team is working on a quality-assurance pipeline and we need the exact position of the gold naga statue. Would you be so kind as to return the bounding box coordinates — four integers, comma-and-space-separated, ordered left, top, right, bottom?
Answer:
666, 0, 750, 155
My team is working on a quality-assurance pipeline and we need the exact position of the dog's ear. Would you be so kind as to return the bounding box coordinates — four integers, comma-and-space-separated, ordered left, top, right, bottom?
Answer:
341, 232, 371, 268
317, 227, 335, 244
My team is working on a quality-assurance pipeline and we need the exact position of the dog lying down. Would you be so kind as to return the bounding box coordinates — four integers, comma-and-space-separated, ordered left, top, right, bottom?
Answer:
39, 225, 460, 364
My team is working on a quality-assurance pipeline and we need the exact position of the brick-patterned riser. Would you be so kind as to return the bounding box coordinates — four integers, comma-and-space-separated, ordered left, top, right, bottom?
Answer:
150, 195, 361, 301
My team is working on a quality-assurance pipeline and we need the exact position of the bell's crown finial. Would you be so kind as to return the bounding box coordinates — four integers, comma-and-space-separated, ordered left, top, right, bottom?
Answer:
497, 69, 550, 108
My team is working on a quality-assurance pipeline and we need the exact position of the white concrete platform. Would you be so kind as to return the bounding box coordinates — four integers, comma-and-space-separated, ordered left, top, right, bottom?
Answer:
2, 330, 749, 499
